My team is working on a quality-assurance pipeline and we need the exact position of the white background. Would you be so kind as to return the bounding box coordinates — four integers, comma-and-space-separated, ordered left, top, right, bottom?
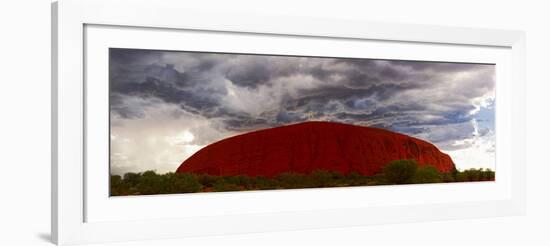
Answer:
0, 0, 548, 245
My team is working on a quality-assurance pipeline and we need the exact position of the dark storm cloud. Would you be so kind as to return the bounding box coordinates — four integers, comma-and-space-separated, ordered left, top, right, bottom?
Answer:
335, 59, 408, 82
388, 60, 489, 72
110, 48, 495, 150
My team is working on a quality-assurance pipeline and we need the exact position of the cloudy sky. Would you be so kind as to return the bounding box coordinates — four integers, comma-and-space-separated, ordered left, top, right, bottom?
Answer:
109, 48, 495, 175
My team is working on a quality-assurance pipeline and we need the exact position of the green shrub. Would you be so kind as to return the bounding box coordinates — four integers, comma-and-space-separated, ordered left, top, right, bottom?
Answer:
109, 163, 495, 196
255, 176, 278, 190
413, 165, 442, 183
484, 168, 496, 180
382, 160, 418, 184
110, 175, 123, 195
277, 172, 308, 188
212, 179, 241, 192
346, 171, 367, 186
441, 172, 455, 182
455, 168, 495, 182
224, 175, 253, 188
197, 174, 218, 187
173, 173, 203, 193
123, 172, 141, 187
136, 170, 164, 195
311, 170, 335, 187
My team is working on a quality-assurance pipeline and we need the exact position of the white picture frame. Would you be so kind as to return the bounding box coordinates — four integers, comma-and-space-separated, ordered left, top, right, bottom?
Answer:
52, 0, 526, 245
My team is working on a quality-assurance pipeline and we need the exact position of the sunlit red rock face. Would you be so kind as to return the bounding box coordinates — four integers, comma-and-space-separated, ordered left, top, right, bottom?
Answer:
176, 121, 455, 177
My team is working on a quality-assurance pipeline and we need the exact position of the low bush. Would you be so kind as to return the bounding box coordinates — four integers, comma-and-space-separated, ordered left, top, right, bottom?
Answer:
110, 163, 495, 196
412, 165, 442, 183
382, 160, 418, 184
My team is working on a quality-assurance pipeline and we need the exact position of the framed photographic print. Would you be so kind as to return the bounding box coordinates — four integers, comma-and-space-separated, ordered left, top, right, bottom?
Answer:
52, 0, 526, 245
108, 47, 495, 195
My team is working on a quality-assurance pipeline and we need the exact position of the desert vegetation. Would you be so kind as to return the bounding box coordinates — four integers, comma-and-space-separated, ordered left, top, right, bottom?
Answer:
110, 160, 495, 196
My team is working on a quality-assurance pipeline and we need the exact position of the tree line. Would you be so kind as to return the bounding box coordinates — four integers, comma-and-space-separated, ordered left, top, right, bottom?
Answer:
110, 160, 495, 196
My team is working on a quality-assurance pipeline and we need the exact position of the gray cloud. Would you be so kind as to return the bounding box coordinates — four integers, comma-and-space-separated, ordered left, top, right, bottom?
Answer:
109, 48, 495, 152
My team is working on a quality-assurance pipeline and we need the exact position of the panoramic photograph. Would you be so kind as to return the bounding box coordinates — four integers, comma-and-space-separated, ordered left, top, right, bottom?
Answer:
109, 48, 496, 196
